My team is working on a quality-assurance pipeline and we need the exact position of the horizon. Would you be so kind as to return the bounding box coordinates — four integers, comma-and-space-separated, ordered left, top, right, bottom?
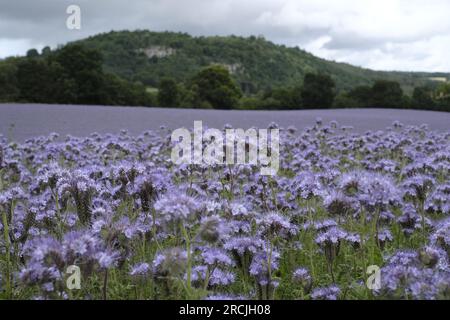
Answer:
1, 0, 450, 73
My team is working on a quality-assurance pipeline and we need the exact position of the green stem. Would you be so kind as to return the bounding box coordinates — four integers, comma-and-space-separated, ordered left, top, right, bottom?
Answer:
180, 222, 192, 298
419, 201, 427, 244
151, 208, 163, 251
2, 211, 11, 299
267, 240, 274, 300
307, 201, 316, 279
53, 189, 63, 239
102, 269, 108, 300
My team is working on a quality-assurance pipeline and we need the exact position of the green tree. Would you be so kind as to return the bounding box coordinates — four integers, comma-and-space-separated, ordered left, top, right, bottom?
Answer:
157, 78, 180, 107
371, 80, 404, 108
41, 46, 52, 56
102, 75, 154, 107
191, 65, 242, 109
26, 49, 39, 58
16, 59, 52, 102
54, 44, 106, 104
412, 86, 435, 109
300, 73, 335, 108
347, 85, 372, 107
269, 87, 302, 109
257, 86, 302, 109
434, 83, 450, 111
47, 61, 77, 103
0, 43, 156, 106
333, 93, 360, 108
0, 61, 19, 102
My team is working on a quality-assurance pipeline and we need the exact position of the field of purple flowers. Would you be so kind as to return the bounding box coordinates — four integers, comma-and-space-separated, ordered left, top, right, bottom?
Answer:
0, 120, 449, 300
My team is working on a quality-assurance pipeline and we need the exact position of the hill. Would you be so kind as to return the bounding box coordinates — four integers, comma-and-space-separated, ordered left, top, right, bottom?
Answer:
73, 30, 450, 93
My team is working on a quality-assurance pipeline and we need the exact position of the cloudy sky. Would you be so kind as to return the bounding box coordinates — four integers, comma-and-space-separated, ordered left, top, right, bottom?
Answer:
1, 0, 450, 72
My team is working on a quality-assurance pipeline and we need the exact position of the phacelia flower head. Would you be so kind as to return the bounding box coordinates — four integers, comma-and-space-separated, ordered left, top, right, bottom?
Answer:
311, 285, 341, 300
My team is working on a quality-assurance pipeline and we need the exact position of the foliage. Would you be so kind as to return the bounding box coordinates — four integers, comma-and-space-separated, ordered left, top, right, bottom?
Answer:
300, 73, 335, 108
0, 45, 154, 107
157, 78, 180, 108
412, 87, 435, 110
190, 65, 242, 109
0, 59, 19, 102
0, 30, 449, 111
371, 80, 404, 108
76, 30, 449, 93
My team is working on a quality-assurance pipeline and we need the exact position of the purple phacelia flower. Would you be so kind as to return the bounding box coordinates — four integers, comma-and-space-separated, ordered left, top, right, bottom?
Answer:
130, 262, 151, 277
311, 285, 341, 300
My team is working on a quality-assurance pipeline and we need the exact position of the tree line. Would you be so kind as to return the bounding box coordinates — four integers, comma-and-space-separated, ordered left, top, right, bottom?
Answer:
158, 69, 450, 111
0, 45, 153, 106
0, 45, 449, 111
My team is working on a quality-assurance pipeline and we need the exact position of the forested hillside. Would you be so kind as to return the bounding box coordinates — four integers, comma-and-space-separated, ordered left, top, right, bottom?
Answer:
1, 30, 449, 111
76, 30, 449, 93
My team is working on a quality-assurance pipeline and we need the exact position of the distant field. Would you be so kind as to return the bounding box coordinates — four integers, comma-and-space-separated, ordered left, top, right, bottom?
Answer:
0, 104, 449, 141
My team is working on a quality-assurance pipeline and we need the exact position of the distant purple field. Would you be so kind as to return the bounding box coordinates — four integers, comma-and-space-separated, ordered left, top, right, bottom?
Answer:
0, 104, 449, 141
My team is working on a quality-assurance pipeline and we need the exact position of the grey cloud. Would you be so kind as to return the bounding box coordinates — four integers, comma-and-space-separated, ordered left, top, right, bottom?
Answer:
324, 33, 387, 51
0, 0, 449, 71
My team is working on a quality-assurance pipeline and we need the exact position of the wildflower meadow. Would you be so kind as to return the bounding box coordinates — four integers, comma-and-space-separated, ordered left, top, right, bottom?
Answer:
0, 119, 449, 300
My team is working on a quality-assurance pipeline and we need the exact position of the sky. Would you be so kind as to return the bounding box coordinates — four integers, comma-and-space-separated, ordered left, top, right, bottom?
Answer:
1, 0, 450, 72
